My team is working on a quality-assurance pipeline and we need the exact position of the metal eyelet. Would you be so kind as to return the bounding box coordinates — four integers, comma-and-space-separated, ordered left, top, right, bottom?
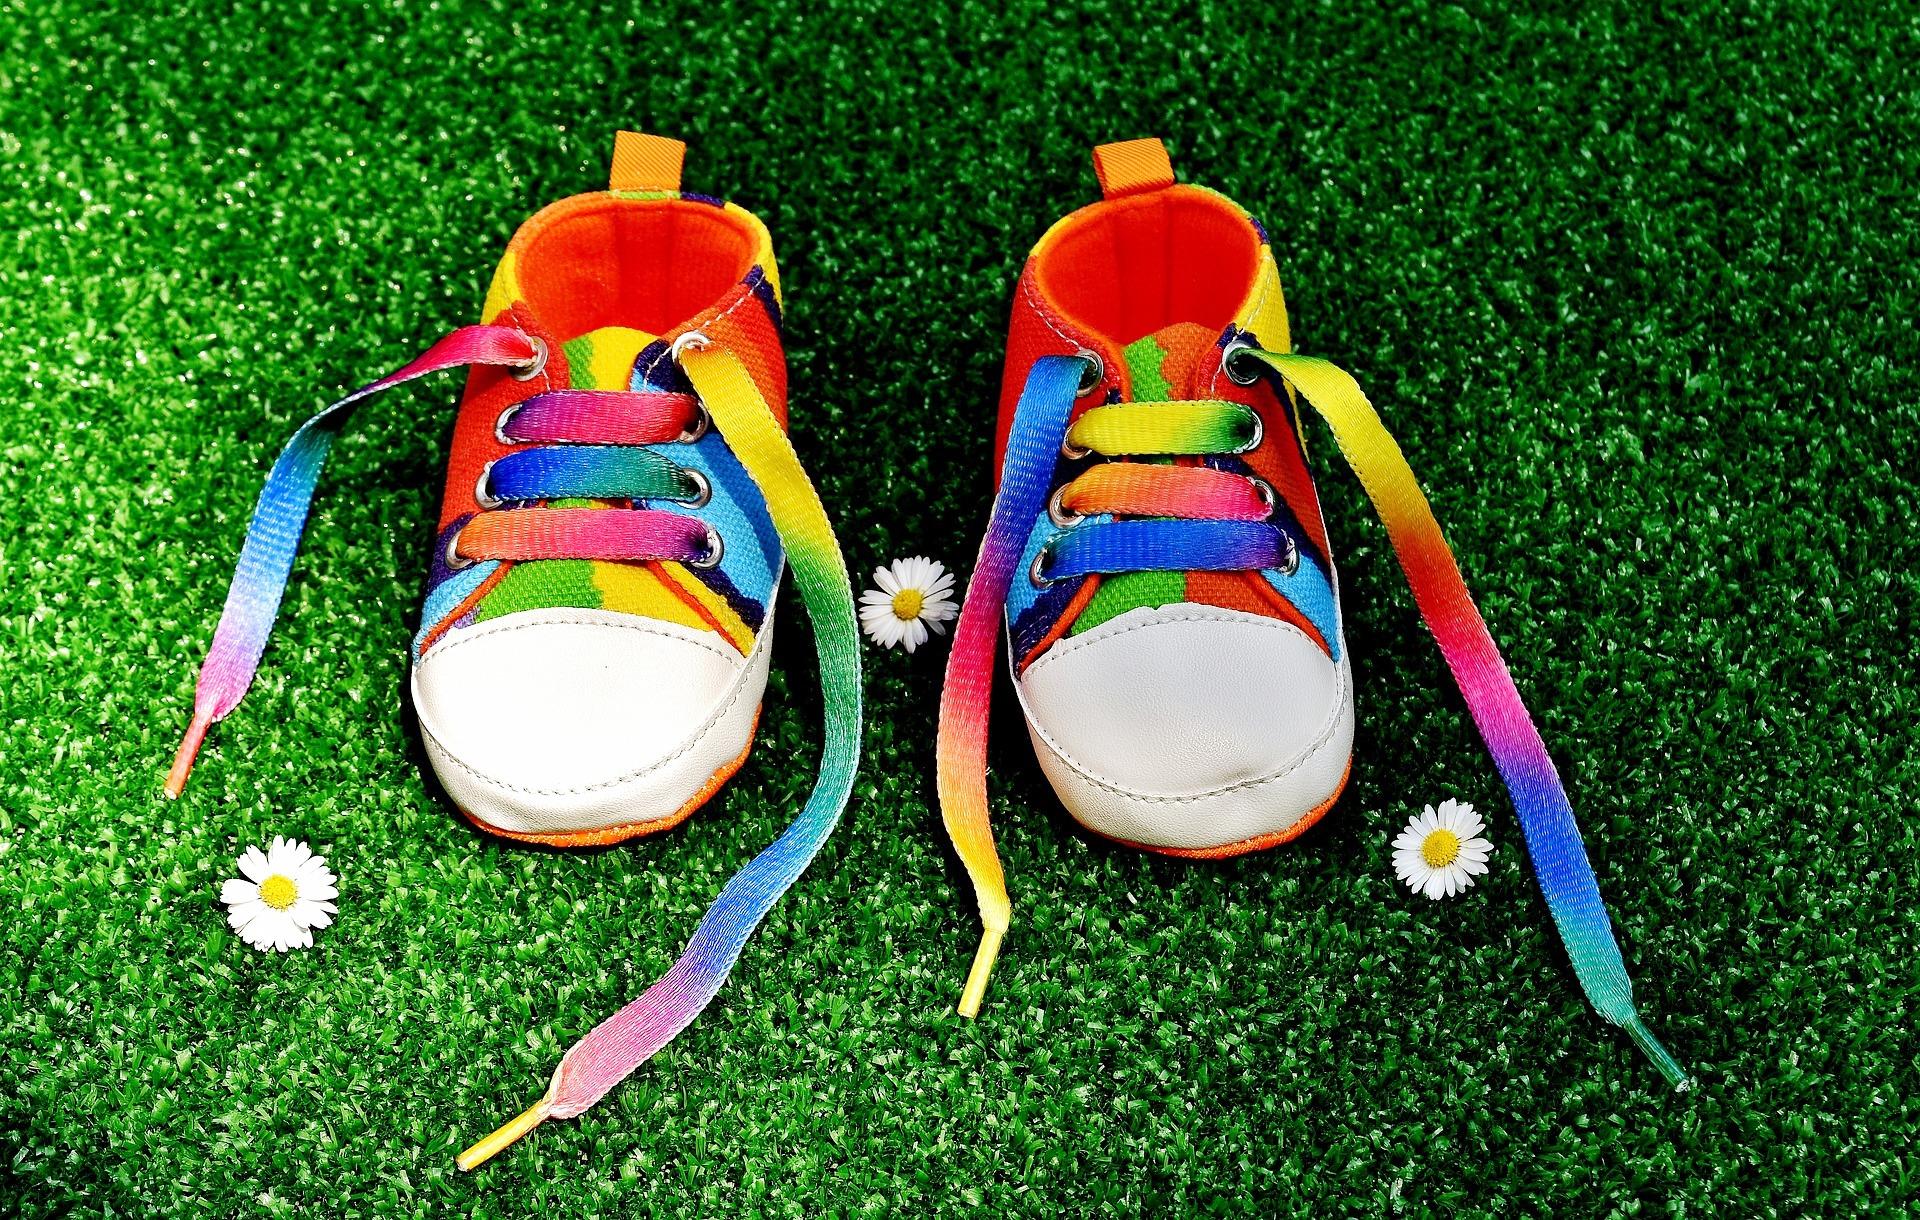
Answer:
474, 461, 505, 509
1073, 347, 1105, 397
689, 525, 725, 569
1248, 476, 1277, 519
676, 468, 713, 508
1229, 408, 1265, 455
1281, 535, 1301, 576
1221, 339, 1261, 386
444, 526, 474, 571
670, 330, 712, 361
1046, 484, 1086, 529
509, 335, 548, 382
494, 404, 523, 445
676, 404, 712, 444
1059, 434, 1092, 461
1028, 539, 1061, 588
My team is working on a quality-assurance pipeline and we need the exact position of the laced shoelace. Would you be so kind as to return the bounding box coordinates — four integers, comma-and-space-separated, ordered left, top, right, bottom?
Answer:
164, 325, 719, 794
163, 324, 865, 1163
938, 344, 1688, 1088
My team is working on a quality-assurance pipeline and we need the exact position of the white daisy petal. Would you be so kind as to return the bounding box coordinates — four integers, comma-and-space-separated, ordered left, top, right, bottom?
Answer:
237, 847, 269, 883
1422, 871, 1447, 900
220, 879, 259, 906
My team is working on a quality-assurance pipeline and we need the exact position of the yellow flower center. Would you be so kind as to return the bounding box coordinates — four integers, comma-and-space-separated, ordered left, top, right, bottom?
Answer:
1420, 829, 1461, 869
890, 588, 925, 621
259, 874, 298, 910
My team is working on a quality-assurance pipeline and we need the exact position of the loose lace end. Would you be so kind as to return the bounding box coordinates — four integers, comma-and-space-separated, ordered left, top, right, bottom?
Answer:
457, 1099, 552, 1171
164, 712, 213, 799
1623, 1015, 1691, 1091
956, 927, 1004, 1019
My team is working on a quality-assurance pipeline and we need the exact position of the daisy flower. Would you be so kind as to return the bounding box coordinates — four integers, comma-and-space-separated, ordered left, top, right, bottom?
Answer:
220, 836, 339, 952
1392, 799, 1492, 900
859, 556, 958, 653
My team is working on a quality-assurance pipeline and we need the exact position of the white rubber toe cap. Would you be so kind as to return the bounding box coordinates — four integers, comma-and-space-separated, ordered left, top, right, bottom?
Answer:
1014, 605, 1353, 853
412, 608, 770, 837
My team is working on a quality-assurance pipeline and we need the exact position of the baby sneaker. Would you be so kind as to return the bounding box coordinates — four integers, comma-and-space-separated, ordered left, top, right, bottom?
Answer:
936, 138, 1684, 1085
168, 132, 864, 1160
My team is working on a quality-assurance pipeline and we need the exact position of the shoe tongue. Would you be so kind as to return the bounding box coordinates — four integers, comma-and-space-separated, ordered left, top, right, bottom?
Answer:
557, 325, 658, 390
1120, 322, 1223, 401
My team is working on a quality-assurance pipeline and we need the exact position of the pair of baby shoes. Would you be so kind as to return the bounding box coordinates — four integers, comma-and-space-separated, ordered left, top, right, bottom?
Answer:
168, 132, 1682, 1166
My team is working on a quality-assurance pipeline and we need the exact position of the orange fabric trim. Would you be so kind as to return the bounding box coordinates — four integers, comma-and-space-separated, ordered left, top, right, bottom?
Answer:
1091, 138, 1175, 199
609, 131, 686, 193
1093, 758, 1351, 860
458, 707, 759, 847
649, 560, 749, 655
1018, 574, 1102, 670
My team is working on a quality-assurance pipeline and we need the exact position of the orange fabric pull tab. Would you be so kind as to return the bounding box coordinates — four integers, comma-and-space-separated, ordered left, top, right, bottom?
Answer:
1091, 138, 1175, 199
609, 131, 686, 193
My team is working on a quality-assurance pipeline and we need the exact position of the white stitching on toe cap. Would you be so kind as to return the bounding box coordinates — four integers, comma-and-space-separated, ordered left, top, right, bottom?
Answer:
412, 611, 766, 797
1015, 611, 1352, 804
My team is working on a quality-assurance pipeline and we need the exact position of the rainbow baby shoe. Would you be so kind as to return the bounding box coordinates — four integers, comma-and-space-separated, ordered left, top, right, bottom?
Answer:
936, 138, 1686, 1086
167, 132, 863, 1161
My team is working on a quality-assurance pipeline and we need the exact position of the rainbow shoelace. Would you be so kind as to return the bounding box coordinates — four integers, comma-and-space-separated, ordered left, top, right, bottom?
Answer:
937, 343, 1688, 1088
165, 324, 864, 1163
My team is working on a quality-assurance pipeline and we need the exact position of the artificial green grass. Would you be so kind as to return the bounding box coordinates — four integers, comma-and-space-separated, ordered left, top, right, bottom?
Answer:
3, 0, 1916, 1214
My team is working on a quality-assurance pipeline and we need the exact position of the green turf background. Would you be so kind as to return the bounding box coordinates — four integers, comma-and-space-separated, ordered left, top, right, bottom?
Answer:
3, 0, 1916, 1214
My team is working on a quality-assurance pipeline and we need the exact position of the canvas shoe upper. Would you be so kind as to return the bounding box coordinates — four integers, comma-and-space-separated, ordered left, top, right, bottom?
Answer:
408, 139, 792, 843
994, 153, 1355, 857
934, 139, 1686, 1089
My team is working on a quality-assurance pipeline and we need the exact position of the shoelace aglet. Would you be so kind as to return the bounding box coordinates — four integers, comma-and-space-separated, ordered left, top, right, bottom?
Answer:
1623, 1014, 1692, 1092
457, 1098, 552, 1171
164, 711, 214, 799
956, 927, 1004, 1019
